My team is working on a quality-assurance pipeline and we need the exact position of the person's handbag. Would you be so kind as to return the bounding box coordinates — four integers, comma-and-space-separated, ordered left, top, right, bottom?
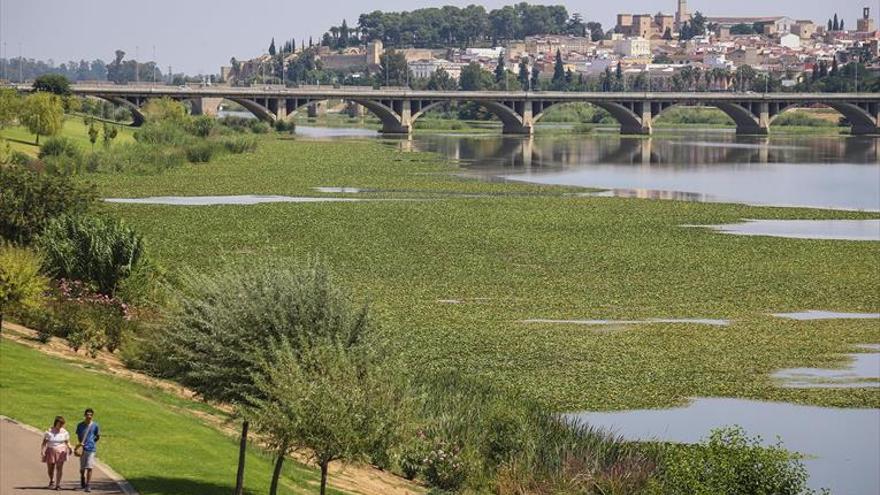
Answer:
74, 423, 93, 457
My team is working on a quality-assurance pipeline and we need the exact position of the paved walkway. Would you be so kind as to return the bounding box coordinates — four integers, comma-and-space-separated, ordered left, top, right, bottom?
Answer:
1, 418, 128, 494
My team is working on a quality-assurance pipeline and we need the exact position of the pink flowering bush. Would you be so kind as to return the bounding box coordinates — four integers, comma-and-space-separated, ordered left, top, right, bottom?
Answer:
422, 439, 466, 490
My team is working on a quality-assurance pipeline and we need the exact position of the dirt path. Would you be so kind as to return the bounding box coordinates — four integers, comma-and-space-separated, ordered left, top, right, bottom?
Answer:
1, 323, 423, 495
0, 417, 134, 495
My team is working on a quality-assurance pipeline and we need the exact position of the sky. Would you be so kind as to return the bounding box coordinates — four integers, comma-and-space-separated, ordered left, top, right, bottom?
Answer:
0, 0, 874, 74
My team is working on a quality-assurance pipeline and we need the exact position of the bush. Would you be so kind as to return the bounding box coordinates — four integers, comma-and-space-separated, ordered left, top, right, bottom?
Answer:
38, 136, 81, 160
218, 115, 253, 132
0, 244, 49, 329
184, 141, 217, 163
100, 143, 187, 173
134, 121, 192, 146
187, 115, 217, 137
0, 164, 96, 244
274, 119, 296, 133
655, 107, 734, 125
773, 111, 836, 127
248, 120, 271, 134
38, 214, 145, 296
651, 426, 817, 495
221, 135, 258, 154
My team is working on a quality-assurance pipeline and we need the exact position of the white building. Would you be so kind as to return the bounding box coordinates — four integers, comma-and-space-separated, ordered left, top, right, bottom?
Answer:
614, 37, 651, 57
408, 59, 467, 80
779, 33, 801, 49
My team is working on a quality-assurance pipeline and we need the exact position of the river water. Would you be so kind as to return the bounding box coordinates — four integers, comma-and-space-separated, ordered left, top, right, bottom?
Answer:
290, 125, 880, 493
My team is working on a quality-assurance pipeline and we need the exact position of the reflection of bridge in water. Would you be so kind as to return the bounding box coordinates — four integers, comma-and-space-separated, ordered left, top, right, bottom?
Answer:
20, 84, 880, 136
400, 134, 880, 170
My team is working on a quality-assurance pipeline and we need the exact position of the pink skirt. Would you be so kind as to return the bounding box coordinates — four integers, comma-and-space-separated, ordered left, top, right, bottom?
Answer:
42, 446, 69, 464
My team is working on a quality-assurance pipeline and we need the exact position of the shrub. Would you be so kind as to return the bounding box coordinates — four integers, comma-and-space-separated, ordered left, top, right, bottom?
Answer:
656, 107, 734, 125
221, 135, 258, 154
248, 120, 271, 134
100, 143, 187, 173
184, 141, 217, 163
134, 121, 192, 146
422, 439, 467, 490
274, 119, 296, 133
10, 150, 32, 166
0, 165, 96, 244
141, 97, 188, 122
0, 244, 49, 329
43, 154, 85, 176
651, 426, 817, 495
218, 115, 253, 132
773, 111, 836, 127
187, 115, 217, 137
38, 215, 145, 296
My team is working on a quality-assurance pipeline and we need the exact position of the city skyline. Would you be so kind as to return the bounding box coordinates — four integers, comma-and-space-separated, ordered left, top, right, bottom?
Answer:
1, 0, 873, 74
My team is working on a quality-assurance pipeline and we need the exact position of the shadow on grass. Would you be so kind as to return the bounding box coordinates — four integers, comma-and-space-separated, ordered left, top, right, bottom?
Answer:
126, 477, 256, 495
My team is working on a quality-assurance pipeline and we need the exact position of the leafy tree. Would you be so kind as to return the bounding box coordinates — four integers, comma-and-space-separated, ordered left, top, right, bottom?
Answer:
0, 165, 95, 245
530, 66, 541, 91
245, 332, 394, 495
586, 21, 604, 41
0, 89, 22, 128
690, 12, 707, 36
459, 62, 489, 91
378, 50, 409, 86
0, 244, 49, 330
20, 92, 63, 145
88, 123, 98, 150
38, 214, 145, 296
33, 74, 71, 96
426, 68, 456, 91
730, 23, 755, 35
101, 123, 118, 148
164, 260, 372, 495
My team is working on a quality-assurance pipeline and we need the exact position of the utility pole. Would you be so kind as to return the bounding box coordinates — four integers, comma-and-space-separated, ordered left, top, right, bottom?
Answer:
135, 46, 139, 84
152, 45, 157, 85
18, 43, 22, 83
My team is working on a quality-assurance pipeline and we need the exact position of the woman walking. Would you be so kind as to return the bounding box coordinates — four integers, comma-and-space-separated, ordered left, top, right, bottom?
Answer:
40, 416, 72, 490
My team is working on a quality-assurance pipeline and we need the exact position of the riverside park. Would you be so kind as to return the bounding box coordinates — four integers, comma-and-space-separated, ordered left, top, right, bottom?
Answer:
1, 1, 879, 494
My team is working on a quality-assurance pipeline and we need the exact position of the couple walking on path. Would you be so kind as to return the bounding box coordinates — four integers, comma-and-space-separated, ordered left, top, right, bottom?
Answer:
39, 409, 100, 492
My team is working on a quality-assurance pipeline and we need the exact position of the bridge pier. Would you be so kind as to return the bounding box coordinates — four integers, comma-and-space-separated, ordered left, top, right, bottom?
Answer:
190, 97, 224, 117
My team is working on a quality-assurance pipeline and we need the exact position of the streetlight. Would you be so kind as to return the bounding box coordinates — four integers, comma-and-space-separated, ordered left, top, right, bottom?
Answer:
18, 43, 22, 83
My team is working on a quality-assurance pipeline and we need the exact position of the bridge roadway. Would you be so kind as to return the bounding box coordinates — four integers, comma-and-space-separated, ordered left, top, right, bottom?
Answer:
30, 84, 880, 136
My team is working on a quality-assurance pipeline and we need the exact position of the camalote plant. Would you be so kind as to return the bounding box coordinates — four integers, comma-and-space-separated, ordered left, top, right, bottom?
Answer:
38, 214, 145, 296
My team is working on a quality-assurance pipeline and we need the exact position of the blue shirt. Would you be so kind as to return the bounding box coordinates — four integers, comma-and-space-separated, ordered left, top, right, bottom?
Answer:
76, 421, 100, 452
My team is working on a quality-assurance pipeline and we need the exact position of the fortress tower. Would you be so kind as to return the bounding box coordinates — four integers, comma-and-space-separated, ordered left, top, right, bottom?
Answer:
676, 0, 691, 29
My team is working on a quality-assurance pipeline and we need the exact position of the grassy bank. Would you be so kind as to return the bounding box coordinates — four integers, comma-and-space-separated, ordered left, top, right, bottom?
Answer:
1, 117, 135, 157
86, 135, 880, 412
0, 338, 346, 495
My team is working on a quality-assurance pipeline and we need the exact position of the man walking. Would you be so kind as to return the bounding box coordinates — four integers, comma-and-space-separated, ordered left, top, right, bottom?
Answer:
75, 408, 100, 493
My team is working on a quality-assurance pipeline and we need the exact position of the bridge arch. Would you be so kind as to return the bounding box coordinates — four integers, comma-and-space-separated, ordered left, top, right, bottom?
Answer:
225, 97, 275, 123
93, 96, 146, 126
408, 99, 532, 134
768, 102, 878, 135
352, 99, 407, 133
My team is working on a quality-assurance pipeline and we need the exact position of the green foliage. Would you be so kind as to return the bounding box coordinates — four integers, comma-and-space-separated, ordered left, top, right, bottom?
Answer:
20, 92, 64, 144
379, 50, 410, 87
134, 120, 192, 146
651, 426, 818, 495
184, 141, 217, 163
773, 112, 836, 127
0, 244, 49, 328
38, 136, 82, 160
459, 62, 493, 91
0, 164, 95, 244
0, 88, 22, 128
655, 107, 735, 126
141, 97, 188, 122
164, 259, 370, 404
221, 135, 259, 154
33, 74, 72, 96
187, 115, 217, 137
38, 214, 145, 296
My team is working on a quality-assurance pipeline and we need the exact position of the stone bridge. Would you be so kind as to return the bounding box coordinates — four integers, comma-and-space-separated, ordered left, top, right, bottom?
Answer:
40, 85, 880, 136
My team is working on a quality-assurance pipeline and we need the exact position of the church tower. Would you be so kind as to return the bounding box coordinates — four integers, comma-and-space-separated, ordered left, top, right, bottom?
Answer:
676, 0, 691, 29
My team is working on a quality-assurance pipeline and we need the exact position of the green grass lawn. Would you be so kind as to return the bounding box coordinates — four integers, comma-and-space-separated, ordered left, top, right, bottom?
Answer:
84, 136, 880, 412
0, 117, 134, 156
0, 339, 345, 495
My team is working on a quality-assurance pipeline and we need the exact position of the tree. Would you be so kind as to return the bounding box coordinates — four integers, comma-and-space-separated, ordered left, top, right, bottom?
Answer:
141, 97, 187, 122
830, 58, 839, 77
690, 11, 707, 36
530, 66, 541, 91
833, 14, 839, 31
730, 23, 755, 35
663, 27, 673, 40
246, 332, 394, 495
426, 68, 456, 91
586, 21, 604, 41
0, 244, 49, 331
459, 62, 488, 91
33, 74, 71, 96
552, 49, 566, 88
101, 123, 118, 148
165, 260, 372, 495
494, 52, 507, 84
269, 37, 277, 56
839, 19, 844, 31
20, 92, 63, 145
88, 123, 98, 150
518, 58, 530, 90
0, 89, 22, 128
378, 50, 408, 86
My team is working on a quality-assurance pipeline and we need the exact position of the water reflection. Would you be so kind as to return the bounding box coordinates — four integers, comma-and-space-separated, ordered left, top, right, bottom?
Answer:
401, 133, 880, 211
694, 219, 880, 241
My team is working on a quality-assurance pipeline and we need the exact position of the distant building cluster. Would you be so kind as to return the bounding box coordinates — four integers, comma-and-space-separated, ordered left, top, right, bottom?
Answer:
220, 2, 879, 90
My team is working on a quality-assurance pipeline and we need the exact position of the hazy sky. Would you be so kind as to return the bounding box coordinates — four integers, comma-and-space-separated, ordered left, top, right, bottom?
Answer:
1, 0, 874, 73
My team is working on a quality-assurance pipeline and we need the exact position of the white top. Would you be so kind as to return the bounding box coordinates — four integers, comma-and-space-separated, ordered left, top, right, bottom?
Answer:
43, 428, 69, 449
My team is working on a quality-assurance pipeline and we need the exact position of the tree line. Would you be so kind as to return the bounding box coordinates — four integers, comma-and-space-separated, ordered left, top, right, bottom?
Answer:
319, 3, 604, 50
